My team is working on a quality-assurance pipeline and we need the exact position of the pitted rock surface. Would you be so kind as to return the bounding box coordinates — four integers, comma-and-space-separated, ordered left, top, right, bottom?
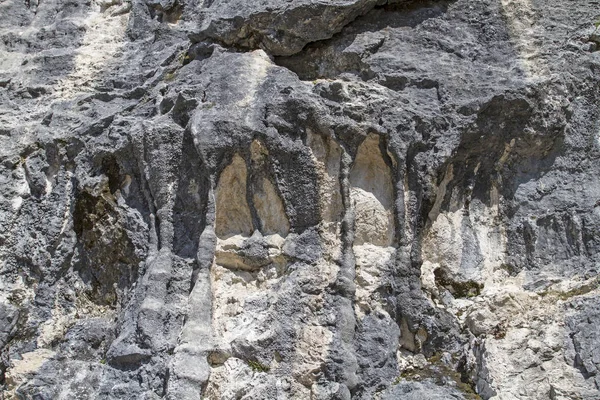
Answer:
1, 0, 599, 399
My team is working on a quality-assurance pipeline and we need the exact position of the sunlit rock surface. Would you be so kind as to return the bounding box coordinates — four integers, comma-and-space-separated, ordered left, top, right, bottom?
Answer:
0, 0, 599, 398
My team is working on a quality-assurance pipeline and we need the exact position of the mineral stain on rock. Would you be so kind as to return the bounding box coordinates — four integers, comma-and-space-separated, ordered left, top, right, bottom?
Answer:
1, 0, 600, 398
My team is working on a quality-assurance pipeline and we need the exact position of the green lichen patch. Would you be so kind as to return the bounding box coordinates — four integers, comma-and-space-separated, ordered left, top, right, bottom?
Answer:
246, 359, 270, 373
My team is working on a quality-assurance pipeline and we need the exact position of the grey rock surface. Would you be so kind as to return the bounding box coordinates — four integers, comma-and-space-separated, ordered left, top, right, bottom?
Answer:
0, 0, 599, 398
380, 380, 467, 400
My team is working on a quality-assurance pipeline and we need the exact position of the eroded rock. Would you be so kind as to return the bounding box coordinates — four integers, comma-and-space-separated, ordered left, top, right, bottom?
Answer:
1, 0, 600, 398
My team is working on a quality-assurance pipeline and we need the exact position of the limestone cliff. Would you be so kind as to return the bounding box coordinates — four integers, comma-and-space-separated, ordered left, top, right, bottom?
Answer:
0, 0, 599, 398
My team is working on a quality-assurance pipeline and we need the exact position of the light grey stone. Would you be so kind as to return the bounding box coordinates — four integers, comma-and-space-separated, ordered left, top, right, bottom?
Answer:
1, 0, 600, 398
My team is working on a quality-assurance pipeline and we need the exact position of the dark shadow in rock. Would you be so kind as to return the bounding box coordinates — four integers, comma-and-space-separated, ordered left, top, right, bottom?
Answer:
73, 149, 152, 308
72, 187, 141, 307
172, 130, 210, 259
274, 0, 453, 81
436, 91, 563, 212
434, 267, 483, 298
172, 94, 199, 129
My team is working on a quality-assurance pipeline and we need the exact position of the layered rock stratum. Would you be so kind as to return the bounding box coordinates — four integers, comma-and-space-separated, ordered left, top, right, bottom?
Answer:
0, 0, 599, 398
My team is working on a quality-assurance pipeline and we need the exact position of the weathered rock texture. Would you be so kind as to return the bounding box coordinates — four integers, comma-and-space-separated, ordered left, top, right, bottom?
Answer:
0, 0, 599, 398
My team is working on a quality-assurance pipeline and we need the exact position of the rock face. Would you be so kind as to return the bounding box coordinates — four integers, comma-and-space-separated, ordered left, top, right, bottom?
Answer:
0, 0, 599, 398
